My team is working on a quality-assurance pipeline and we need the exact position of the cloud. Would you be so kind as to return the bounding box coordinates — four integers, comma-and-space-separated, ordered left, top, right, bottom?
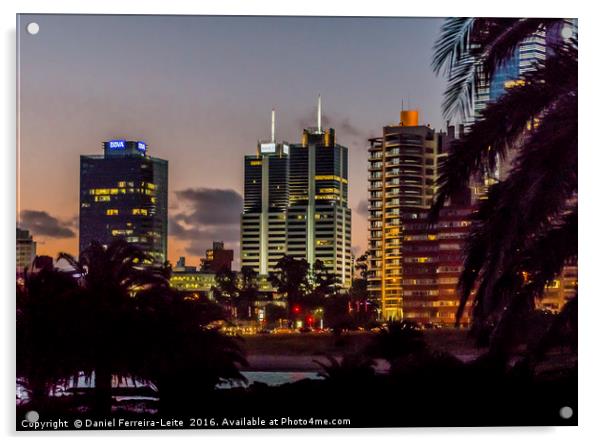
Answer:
170, 188, 242, 257
174, 188, 242, 225
169, 218, 239, 242
356, 199, 369, 217
19, 210, 76, 238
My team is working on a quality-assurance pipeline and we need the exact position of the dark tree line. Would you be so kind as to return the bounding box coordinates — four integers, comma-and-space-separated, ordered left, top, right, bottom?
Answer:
17, 239, 247, 415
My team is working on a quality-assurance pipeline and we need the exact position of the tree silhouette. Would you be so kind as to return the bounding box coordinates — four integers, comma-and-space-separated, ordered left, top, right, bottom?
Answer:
17, 263, 79, 408
57, 239, 170, 414
269, 255, 311, 317
238, 266, 260, 320
432, 18, 577, 354
55, 238, 247, 414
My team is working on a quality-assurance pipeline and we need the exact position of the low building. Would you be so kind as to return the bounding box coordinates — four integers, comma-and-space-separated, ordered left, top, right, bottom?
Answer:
170, 256, 216, 299
200, 241, 233, 273
16, 228, 36, 275
400, 204, 473, 326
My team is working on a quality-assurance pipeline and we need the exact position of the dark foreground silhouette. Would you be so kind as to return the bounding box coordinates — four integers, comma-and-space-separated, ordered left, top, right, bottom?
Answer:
17, 352, 577, 429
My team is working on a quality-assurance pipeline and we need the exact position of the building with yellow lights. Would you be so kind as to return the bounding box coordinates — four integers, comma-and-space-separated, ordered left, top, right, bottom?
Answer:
241, 100, 352, 289
79, 140, 168, 263
241, 110, 290, 279
367, 111, 470, 321
286, 97, 352, 289
170, 256, 217, 299
16, 228, 36, 275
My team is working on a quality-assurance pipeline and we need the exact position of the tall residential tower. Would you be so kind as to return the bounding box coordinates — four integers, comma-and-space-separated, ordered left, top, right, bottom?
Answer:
367, 110, 465, 321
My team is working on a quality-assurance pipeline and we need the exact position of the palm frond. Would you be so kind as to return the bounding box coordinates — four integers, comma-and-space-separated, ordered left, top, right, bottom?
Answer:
432, 17, 475, 76
480, 19, 562, 83
435, 18, 565, 119
441, 53, 477, 120
431, 44, 577, 221
455, 95, 577, 323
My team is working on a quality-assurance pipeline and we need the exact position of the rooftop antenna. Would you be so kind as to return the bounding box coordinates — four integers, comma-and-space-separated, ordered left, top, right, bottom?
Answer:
271, 108, 275, 143
317, 94, 322, 132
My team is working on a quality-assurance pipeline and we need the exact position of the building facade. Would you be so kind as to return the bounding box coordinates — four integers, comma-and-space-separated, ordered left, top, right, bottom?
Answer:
287, 100, 352, 289
539, 259, 578, 313
367, 111, 468, 321
240, 102, 352, 289
200, 241, 234, 273
79, 140, 168, 264
399, 202, 473, 326
241, 110, 290, 277
170, 256, 216, 299
16, 228, 36, 275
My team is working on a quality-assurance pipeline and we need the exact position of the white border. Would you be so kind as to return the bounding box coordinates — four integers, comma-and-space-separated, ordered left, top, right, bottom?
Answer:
2, 0, 599, 443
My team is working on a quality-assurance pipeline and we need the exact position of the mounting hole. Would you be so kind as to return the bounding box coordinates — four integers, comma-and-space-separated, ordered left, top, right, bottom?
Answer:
26, 22, 40, 35
25, 410, 40, 422
559, 406, 573, 419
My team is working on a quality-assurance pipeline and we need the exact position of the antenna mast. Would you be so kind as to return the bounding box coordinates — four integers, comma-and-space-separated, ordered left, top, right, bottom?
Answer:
317, 94, 322, 132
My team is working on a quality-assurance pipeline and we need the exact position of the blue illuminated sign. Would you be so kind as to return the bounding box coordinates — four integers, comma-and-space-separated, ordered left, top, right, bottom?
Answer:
108, 140, 126, 149
137, 141, 147, 152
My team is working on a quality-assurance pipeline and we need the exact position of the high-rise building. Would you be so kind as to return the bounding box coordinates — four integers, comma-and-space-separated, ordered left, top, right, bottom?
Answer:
367, 111, 467, 320
472, 19, 577, 181
16, 228, 36, 275
474, 29, 547, 120
287, 96, 352, 288
241, 110, 290, 277
240, 99, 352, 289
79, 140, 168, 264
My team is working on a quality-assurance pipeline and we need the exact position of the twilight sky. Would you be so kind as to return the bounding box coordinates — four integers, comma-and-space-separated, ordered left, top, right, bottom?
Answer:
17, 14, 448, 267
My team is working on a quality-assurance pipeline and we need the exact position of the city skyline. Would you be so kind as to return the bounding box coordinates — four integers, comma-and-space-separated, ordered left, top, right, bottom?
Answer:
17, 14, 448, 267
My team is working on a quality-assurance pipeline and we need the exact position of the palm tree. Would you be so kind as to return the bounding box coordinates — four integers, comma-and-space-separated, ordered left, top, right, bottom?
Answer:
16, 263, 79, 408
431, 18, 577, 354
131, 287, 247, 414
58, 239, 169, 414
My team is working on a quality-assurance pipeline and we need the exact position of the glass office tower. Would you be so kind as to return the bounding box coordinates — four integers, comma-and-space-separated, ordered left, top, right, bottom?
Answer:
241, 111, 290, 277
287, 98, 352, 289
79, 140, 168, 264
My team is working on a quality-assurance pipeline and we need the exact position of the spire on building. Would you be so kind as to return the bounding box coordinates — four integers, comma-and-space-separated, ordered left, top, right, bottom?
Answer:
271, 108, 275, 143
317, 94, 322, 133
